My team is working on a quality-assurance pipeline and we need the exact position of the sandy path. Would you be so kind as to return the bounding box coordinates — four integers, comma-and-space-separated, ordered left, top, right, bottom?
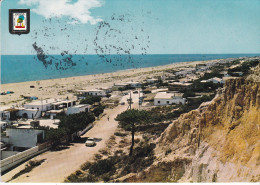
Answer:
1, 92, 140, 183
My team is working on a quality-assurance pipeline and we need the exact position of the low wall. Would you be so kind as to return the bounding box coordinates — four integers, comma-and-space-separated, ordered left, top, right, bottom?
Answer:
78, 123, 93, 136
1, 143, 51, 173
1, 151, 20, 160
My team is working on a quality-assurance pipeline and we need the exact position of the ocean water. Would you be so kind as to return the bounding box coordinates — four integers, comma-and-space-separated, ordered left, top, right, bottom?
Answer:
1, 54, 259, 84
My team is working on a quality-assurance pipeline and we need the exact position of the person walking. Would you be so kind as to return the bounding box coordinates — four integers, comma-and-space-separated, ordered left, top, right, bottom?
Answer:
107, 116, 110, 121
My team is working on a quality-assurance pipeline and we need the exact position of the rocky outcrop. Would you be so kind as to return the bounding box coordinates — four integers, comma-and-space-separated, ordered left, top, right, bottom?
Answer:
122, 77, 260, 182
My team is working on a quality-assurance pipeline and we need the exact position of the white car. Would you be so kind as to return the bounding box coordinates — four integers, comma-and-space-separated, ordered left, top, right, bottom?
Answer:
85, 137, 96, 147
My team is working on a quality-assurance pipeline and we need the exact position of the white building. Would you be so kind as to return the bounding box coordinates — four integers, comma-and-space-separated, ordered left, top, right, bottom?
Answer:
2, 128, 44, 149
146, 78, 158, 83
17, 108, 40, 119
51, 99, 76, 110
66, 104, 90, 115
112, 83, 129, 91
100, 87, 112, 94
126, 81, 142, 88
154, 92, 186, 106
176, 68, 196, 76
21, 99, 75, 119
23, 99, 56, 112
76, 89, 107, 97
201, 77, 224, 84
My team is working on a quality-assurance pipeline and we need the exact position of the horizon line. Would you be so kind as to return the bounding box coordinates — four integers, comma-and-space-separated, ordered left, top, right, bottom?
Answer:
1, 53, 260, 56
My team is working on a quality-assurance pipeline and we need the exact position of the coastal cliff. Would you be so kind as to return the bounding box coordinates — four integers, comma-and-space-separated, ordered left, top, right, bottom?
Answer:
122, 75, 260, 182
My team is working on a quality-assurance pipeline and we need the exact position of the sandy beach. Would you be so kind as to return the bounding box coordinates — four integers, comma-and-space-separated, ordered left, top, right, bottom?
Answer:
1, 59, 218, 106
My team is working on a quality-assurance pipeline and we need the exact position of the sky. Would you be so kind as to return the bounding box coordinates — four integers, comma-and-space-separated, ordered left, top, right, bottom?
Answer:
1, 0, 260, 55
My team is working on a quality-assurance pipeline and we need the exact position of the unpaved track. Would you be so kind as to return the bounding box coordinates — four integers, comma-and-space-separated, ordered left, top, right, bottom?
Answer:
1, 92, 141, 183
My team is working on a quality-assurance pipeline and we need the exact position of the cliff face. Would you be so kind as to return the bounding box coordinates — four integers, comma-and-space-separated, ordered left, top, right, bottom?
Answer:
123, 77, 260, 182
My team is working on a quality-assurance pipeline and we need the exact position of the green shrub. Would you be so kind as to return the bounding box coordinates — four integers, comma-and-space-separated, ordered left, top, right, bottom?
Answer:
80, 96, 101, 105
89, 159, 114, 176
93, 105, 105, 117
114, 132, 127, 137
81, 162, 92, 171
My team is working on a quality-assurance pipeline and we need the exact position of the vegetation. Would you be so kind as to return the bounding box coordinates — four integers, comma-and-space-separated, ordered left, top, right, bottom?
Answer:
93, 105, 105, 117
183, 90, 196, 98
80, 96, 101, 105
228, 59, 259, 75
142, 90, 152, 94
106, 93, 112, 98
66, 142, 155, 182
59, 112, 95, 135
115, 109, 150, 156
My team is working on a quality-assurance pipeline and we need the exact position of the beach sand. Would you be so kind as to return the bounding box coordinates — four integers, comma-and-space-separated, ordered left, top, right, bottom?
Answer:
1, 59, 218, 106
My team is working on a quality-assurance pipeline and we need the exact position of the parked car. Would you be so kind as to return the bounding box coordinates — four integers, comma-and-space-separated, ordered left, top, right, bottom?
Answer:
120, 102, 125, 105
85, 137, 96, 147
133, 91, 138, 94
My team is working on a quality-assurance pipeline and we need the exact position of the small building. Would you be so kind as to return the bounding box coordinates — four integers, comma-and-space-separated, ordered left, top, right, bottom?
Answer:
146, 78, 158, 84
126, 81, 142, 88
201, 77, 224, 84
2, 128, 45, 150
23, 99, 57, 112
100, 87, 112, 94
51, 99, 76, 110
76, 89, 107, 97
154, 92, 186, 106
66, 104, 90, 115
112, 83, 129, 91
17, 108, 40, 119
168, 82, 192, 91
175, 68, 196, 77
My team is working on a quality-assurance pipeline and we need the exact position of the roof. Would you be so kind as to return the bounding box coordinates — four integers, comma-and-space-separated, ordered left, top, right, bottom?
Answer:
52, 100, 74, 105
76, 89, 104, 92
0, 107, 12, 111
154, 92, 183, 99
18, 108, 39, 112
212, 77, 222, 81
71, 104, 90, 108
24, 98, 57, 106
113, 83, 128, 86
168, 82, 192, 86
126, 81, 140, 84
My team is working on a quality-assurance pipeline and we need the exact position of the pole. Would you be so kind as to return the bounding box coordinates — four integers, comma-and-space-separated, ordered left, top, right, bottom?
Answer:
129, 92, 132, 110
138, 88, 140, 109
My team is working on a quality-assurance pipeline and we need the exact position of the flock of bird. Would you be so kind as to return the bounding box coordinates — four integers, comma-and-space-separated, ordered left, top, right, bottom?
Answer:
31, 11, 152, 71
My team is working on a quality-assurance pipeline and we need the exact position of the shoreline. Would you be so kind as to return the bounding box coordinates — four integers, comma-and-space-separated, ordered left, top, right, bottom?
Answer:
2, 59, 218, 85
0, 58, 233, 106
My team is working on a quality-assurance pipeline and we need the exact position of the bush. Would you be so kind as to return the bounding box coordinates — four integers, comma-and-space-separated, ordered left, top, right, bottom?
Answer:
80, 96, 101, 105
89, 159, 114, 176
183, 91, 195, 98
59, 112, 95, 135
106, 93, 112, 98
143, 90, 152, 94
228, 59, 259, 75
114, 132, 127, 137
93, 105, 105, 117
81, 162, 92, 171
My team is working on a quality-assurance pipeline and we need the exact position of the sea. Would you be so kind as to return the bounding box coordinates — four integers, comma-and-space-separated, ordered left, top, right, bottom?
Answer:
1, 54, 259, 84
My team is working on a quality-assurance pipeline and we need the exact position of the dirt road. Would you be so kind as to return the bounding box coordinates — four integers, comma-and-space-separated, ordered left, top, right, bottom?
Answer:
1, 91, 141, 183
